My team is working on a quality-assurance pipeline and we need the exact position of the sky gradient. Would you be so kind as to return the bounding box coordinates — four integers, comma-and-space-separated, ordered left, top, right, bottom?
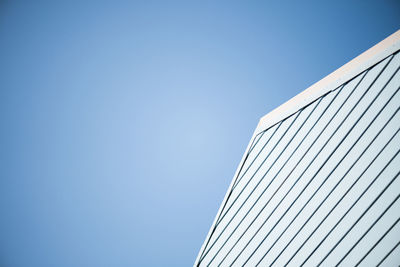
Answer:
0, 1, 399, 266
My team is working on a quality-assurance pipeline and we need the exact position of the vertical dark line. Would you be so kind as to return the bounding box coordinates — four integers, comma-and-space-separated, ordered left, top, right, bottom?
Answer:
269, 124, 400, 266
376, 240, 400, 266
350, 217, 400, 266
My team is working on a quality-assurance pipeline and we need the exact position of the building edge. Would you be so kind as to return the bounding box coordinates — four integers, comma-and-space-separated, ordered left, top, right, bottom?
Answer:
194, 29, 400, 266
256, 30, 400, 135
193, 123, 260, 266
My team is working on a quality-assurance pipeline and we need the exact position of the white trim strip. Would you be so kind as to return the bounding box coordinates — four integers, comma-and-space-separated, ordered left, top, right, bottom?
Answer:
194, 29, 400, 266
256, 30, 400, 135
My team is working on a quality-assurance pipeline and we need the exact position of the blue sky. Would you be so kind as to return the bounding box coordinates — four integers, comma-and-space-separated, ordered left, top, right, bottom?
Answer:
0, 1, 399, 266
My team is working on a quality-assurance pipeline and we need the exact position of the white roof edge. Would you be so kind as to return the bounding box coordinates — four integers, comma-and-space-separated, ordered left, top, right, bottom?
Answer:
255, 29, 400, 135
194, 30, 400, 267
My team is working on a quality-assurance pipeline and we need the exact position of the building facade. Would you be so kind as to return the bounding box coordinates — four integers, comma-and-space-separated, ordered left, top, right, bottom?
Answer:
195, 30, 400, 266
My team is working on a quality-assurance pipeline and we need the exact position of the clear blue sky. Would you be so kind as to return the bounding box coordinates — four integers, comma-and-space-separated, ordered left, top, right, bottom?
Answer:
0, 1, 398, 266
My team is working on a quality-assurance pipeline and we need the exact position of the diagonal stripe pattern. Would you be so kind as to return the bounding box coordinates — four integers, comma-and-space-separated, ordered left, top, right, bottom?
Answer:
196, 46, 400, 266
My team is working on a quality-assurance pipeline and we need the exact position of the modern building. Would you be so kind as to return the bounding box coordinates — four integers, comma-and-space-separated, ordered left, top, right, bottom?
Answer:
195, 30, 400, 266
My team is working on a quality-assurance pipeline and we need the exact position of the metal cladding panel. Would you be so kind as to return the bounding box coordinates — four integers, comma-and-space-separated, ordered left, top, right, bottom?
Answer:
195, 32, 400, 267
